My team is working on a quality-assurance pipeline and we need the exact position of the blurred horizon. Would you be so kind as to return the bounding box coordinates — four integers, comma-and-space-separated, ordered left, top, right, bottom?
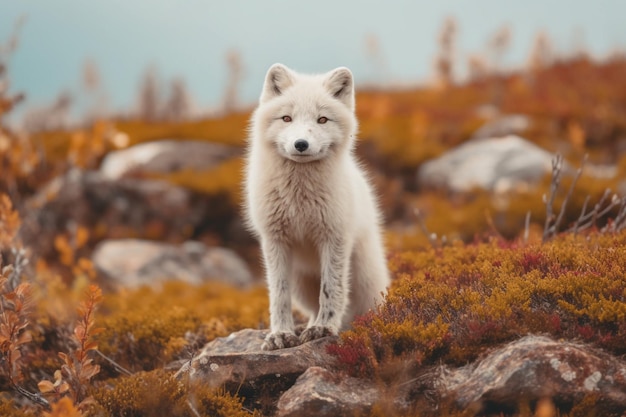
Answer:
2, 0, 626, 125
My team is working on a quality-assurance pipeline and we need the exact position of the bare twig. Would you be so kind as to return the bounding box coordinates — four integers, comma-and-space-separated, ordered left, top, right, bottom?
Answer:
572, 195, 591, 234
94, 349, 132, 376
413, 208, 441, 248
187, 399, 202, 417
542, 154, 563, 242
569, 189, 621, 234
543, 154, 585, 242
523, 211, 531, 243
542, 153, 625, 240
14, 384, 51, 410
484, 209, 504, 240
617, 198, 626, 231
7, 248, 28, 291
553, 156, 585, 231
604, 196, 626, 233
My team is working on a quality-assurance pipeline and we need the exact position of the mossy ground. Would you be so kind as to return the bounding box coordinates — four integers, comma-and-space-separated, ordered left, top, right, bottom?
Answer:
0, 274, 269, 416
97, 281, 269, 373
3, 228, 625, 416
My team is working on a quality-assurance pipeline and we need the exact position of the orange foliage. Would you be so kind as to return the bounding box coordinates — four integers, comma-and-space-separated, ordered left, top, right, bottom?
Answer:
0, 194, 20, 248
42, 397, 83, 417
114, 112, 250, 147
159, 157, 244, 205
0, 277, 32, 385
39, 285, 103, 411
331, 231, 626, 378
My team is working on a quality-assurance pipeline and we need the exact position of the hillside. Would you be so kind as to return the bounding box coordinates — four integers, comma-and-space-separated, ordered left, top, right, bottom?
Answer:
1, 53, 626, 416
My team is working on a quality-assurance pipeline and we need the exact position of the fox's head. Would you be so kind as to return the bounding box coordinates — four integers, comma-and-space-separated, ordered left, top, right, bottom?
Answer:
251, 64, 358, 163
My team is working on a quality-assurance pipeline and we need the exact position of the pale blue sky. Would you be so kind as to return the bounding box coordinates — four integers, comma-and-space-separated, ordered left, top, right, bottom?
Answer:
2, 0, 625, 119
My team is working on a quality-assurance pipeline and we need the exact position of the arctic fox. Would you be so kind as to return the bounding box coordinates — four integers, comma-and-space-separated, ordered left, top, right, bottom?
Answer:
244, 63, 390, 350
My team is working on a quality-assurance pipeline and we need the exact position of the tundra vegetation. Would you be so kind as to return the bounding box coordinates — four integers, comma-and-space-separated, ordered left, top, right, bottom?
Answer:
1, 21, 626, 416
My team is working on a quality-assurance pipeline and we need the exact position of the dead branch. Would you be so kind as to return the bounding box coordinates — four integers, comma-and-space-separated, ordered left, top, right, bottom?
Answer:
568, 189, 621, 234
543, 154, 585, 242
413, 208, 443, 248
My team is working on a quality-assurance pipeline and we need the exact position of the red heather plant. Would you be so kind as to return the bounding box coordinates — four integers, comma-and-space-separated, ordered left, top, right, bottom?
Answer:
326, 329, 377, 378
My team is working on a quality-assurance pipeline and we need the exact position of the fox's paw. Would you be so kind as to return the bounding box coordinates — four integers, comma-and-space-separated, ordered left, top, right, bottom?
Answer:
294, 323, 308, 336
299, 325, 337, 344
262, 331, 300, 351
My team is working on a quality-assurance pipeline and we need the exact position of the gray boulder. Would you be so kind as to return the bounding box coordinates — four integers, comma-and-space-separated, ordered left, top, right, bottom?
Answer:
418, 135, 554, 193
20, 168, 246, 264
99, 139, 240, 179
92, 239, 253, 290
21, 169, 201, 259
276, 366, 379, 417
438, 335, 626, 412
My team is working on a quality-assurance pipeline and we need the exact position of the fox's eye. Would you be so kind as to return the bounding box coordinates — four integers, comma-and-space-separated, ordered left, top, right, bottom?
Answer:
317, 116, 328, 124
282, 115, 292, 122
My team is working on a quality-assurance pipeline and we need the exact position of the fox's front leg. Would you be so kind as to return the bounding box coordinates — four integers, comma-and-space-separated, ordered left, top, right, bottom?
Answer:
261, 239, 299, 350
300, 238, 349, 343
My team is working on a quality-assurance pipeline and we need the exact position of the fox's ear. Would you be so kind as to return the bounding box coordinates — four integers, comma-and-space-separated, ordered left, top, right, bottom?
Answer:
324, 67, 354, 110
260, 63, 295, 103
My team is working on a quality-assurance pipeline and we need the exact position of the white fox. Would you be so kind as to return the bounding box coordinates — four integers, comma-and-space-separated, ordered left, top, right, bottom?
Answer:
244, 63, 389, 350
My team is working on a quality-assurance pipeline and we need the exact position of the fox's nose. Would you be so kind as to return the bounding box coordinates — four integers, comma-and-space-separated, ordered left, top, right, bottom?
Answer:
294, 139, 309, 152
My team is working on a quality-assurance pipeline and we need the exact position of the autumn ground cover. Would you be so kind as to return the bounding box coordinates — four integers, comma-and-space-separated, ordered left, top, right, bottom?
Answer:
1, 25, 626, 416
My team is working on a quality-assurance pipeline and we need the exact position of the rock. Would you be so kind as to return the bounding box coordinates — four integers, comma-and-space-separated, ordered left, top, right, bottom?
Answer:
439, 335, 626, 412
174, 331, 626, 416
418, 135, 555, 193
99, 140, 240, 179
179, 328, 337, 415
276, 366, 379, 417
22, 169, 193, 256
183, 328, 336, 387
471, 114, 531, 140
20, 169, 241, 262
92, 239, 253, 290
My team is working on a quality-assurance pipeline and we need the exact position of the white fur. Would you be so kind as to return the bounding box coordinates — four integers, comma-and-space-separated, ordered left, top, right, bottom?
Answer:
244, 63, 390, 350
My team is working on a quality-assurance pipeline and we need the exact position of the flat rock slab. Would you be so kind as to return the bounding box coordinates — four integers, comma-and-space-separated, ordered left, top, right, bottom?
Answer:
182, 329, 336, 386
276, 366, 379, 417
179, 329, 336, 414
